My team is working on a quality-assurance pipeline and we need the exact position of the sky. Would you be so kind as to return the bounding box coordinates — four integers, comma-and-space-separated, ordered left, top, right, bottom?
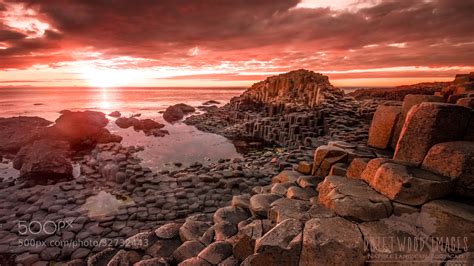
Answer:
0, 0, 473, 88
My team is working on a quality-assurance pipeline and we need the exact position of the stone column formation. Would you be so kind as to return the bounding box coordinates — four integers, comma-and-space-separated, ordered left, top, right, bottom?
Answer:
225, 70, 343, 147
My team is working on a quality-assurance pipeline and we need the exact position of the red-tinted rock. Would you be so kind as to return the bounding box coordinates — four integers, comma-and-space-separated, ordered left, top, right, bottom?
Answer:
422, 141, 474, 198
394, 103, 471, 165
367, 105, 401, 149
0, 116, 52, 153
163, 104, 196, 122
13, 139, 72, 180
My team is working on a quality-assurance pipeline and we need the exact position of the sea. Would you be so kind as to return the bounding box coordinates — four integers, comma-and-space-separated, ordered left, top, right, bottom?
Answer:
0, 87, 246, 178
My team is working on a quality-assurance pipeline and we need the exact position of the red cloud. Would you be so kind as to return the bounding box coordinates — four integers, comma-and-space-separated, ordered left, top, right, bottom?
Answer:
0, 0, 473, 81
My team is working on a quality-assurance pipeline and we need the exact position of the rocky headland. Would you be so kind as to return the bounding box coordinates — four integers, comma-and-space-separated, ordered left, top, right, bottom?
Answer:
0, 69, 473, 265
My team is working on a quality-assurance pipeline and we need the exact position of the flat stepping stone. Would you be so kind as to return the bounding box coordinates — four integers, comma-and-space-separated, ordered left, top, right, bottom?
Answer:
317, 175, 393, 222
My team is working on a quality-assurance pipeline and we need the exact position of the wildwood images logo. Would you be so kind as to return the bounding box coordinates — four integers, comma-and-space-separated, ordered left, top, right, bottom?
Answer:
364, 235, 470, 262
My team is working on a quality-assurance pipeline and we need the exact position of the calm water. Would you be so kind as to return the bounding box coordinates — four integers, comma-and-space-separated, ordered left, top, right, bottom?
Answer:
0, 87, 245, 173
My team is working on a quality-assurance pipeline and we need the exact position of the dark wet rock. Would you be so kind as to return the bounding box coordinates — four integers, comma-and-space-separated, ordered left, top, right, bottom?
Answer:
163, 103, 196, 122
87, 248, 117, 266
155, 223, 182, 239
0, 116, 52, 153
48, 110, 121, 149
173, 240, 206, 263
213, 206, 250, 225
198, 241, 233, 264
249, 193, 282, 217
134, 257, 169, 266
179, 256, 211, 266
271, 170, 300, 184
213, 222, 238, 241
116, 117, 138, 128
179, 216, 212, 242
109, 111, 121, 117
13, 139, 73, 181
202, 100, 220, 105
146, 238, 181, 258
233, 219, 273, 261
251, 219, 303, 265
231, 195, 251, 210
107, 250, 141, 266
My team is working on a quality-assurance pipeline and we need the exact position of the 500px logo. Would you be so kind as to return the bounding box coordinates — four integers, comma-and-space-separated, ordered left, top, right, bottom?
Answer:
17, 219, 74, 235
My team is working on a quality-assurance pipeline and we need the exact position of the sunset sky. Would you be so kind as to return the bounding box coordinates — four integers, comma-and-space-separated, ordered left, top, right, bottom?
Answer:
0, 0, 473, 88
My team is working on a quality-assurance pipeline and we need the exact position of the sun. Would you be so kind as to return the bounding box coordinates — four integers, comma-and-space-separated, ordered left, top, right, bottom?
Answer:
79, 66, 139, 88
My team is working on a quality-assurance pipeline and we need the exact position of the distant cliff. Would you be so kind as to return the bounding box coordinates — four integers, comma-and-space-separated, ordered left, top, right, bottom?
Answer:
348, 82, 450, 101
241, 69, 343, 107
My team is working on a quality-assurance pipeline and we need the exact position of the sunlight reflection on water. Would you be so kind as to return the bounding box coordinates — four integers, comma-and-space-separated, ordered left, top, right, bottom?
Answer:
81, 190, 134, 218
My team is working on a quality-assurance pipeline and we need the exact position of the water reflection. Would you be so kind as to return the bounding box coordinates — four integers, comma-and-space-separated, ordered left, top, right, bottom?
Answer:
81, 190, 134, 218
0, 160, 19, 182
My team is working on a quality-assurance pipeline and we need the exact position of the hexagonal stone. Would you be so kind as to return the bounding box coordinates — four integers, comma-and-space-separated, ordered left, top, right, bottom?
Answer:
370, 163, 453, 205
317, 175, 392, 222
300, 217, 366, 266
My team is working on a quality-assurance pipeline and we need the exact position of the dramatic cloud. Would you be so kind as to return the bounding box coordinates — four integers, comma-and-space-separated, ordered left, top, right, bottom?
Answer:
0, 0, 473, 87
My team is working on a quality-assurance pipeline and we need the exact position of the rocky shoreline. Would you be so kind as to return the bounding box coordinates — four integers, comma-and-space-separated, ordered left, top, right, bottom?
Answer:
0, 69, 473, 265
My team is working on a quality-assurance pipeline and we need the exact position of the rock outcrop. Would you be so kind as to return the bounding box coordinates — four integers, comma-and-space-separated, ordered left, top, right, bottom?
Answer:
241, 69, 343, 106
13, 139, 73, 182
48, 110, 122, 149
0, 116, 53, 154
163, 103, 196, 123
422, 141, 474, 197
116, 117, 168, 137
394, 103, 471, 165
367, 103, 402, 149
348, 82, 449, 101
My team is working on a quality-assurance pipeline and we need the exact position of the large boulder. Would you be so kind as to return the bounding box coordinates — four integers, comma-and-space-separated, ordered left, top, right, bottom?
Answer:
179, 215, 212, 242
233, 219, 273, 261
13, 139, 72, 181
249, 194, 282, 218
300, 217, 366, 266
346, 157, 370, 179
391, 94, 445, 149
422, 141, 474, 197
163, 103, 196, 123
367, 104, 402, 149
213, 206, 250, 225
271, 170, 300, 184
197, 241, 233, 265
0, 116, 52, 153
115, 117, 139, 128
49, 110, 121, 149
417, 200, 474, 252
268, 198, 310, 223
371, 163, 453, 205
457, 97, 474, 109
252, 219, 303, 265
172, 240, 205, 263
317, 175, 393, 222
394, 103, 471, 165
311, 145, 347, 177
